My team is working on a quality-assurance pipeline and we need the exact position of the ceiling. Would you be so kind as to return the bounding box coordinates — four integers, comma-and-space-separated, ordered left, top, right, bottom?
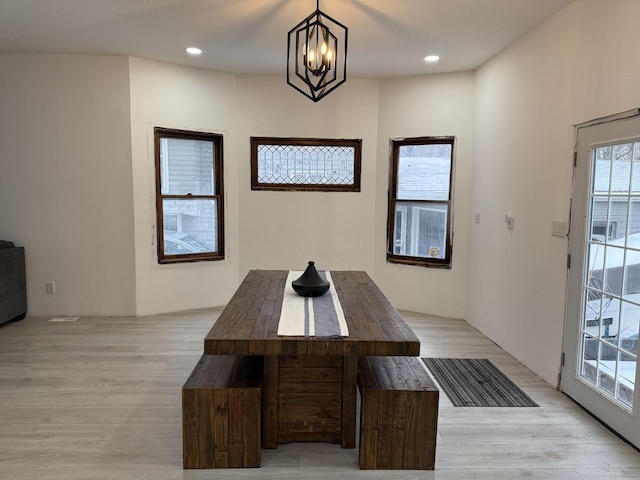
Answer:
0, 0, 573, 78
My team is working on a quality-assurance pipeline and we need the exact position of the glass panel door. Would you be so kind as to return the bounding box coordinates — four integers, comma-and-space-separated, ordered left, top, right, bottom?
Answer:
564, 111, 640, 449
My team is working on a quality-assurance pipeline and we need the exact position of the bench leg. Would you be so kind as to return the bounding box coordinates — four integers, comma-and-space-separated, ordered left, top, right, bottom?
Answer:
342, 356, 357, 448
262, 355, 279, 449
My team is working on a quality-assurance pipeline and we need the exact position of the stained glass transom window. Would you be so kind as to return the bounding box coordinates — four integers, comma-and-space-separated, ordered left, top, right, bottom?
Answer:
250, 137, 361, 191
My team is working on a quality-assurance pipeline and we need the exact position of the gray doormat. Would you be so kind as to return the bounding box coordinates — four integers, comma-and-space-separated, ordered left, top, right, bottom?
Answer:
422, 358, 538, 407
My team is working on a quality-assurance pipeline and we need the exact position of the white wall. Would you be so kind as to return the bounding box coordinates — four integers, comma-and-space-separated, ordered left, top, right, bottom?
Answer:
128, 58, 241, 316
374, 72, 475, 319
235, 76, 381, 277
0, 54, 136, 316
468, 0, 640, 386
0, 54, 473, 320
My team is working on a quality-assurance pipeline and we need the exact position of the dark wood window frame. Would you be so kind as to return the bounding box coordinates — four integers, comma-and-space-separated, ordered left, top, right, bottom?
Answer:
154, 127, 225, 264
250, 137, 362, 192
387, 136, 455, 269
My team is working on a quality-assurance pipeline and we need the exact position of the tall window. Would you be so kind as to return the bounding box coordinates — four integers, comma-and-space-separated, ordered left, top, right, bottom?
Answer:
387, 137, 455, 268
154, 127, 224, 264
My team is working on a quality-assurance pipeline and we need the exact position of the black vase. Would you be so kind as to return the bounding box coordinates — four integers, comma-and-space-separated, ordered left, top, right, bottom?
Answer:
292, 261, 330, 297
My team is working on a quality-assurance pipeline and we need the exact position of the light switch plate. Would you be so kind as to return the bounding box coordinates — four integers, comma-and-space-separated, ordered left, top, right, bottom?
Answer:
506, 215, 515, 230
552, 221, 566, 237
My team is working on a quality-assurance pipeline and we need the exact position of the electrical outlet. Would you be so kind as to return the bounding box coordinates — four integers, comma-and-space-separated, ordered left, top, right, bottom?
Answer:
474, 211, 481, 224
46, 282, 55, 294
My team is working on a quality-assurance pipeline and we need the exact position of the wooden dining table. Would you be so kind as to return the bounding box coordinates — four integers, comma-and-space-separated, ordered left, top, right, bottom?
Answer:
203, 269, 420, 449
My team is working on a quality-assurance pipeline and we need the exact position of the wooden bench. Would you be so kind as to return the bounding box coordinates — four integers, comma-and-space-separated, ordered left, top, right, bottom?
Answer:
357, 356, 439, 470
182, 355, 263, 469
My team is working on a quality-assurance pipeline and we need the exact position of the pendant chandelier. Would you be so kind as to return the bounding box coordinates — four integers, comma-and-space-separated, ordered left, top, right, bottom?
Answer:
287, 0, 348, 102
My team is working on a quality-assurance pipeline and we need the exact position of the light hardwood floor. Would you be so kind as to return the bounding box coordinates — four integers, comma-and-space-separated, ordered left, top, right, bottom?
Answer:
0, 308, 639, 479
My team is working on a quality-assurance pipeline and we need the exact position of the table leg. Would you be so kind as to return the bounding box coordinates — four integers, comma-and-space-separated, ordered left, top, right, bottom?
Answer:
342, 355, 357, 448
262, 355, 278, 449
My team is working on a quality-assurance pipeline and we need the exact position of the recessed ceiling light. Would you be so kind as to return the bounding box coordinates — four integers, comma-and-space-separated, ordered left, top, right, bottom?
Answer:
186, 47, 202, 56
424, 55, 440, 63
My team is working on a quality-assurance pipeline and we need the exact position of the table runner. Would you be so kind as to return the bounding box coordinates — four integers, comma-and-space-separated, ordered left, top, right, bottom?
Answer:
277, 270, 349, 338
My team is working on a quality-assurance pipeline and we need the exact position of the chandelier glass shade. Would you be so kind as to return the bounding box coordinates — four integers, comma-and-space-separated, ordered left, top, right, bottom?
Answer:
287, 0, 348, 102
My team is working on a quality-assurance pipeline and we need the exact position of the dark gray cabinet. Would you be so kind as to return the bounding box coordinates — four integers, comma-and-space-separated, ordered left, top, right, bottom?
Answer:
0, 245, 27, 326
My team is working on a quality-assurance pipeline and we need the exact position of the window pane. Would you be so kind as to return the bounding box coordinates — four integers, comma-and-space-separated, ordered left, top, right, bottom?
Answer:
394, 201, 447, 259
161, 138, 214, 195
598, 341, 617, 396
603, 246, 624, 296
257, 144, 354, 184
397, 144, 451, 201
580, 334, 598, 386
162, 199, 217, 253
632, 143, 640, 193
617, 351, 635, 408
593, 145, 612, 194
619, 303, 640, 355
393, 206, 407, 255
